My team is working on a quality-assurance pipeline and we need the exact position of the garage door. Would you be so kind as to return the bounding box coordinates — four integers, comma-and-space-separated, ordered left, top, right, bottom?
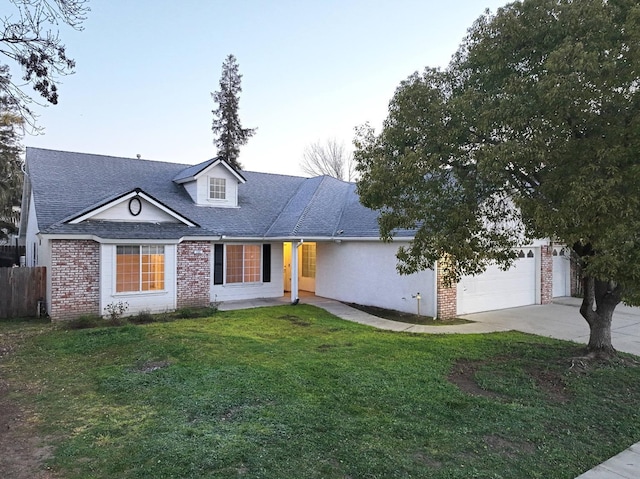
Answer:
457, 248, 538, 315
552, 246, 571, 297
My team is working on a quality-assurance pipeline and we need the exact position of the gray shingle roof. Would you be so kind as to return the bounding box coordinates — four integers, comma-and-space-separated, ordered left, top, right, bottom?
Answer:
25, 147, 392, 240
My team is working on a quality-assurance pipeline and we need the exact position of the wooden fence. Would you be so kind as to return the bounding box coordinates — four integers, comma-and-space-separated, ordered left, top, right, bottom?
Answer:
0, 267, 46, 319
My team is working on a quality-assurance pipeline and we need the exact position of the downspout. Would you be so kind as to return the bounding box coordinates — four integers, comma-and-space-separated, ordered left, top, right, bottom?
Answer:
433, 260, 438, 319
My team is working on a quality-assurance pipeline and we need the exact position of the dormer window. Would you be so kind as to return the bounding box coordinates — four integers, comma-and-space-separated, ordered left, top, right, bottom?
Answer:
173, 159, 245, 207
209, 177, 226, 200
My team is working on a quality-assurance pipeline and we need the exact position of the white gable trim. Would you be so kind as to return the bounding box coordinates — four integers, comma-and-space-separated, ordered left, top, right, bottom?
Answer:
67, 190, 197, 227
175, 158, 246, 185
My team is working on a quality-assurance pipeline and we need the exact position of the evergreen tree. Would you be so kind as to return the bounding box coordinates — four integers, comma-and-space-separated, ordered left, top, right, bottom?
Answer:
0, 82, 24, 241
211, 54, 256, 170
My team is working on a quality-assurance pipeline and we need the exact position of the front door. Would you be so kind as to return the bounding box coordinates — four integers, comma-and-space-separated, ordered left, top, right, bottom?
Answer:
299, 242, 316, 293
283, 242, 316, 293
283, 242, 292, 292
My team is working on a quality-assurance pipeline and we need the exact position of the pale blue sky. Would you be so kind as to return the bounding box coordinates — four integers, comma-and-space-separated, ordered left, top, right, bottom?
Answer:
15, 1, 510, 175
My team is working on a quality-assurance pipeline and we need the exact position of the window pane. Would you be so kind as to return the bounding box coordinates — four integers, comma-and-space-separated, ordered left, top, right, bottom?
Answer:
226, 245, 243, 283
142, 246, 165, 291
116, 245, 140, 292
209, 177, 226, 199
243, 245, 261, 283
302, 243, 316, 278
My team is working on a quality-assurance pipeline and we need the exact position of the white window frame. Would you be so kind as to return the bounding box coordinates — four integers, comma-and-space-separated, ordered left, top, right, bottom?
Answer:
209, 177, 226, 200
225, 244, 262, 284
115, 245, 166, 293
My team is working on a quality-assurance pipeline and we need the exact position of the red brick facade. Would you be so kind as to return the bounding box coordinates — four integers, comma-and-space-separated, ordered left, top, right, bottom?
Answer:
176, 241, 211, 308
436, 260, 457, 320
50, 239, 100, 321
540, 245, 553, 304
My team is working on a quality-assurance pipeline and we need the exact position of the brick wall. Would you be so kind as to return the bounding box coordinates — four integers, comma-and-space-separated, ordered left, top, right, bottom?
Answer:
50, 239, 100, 320
436, 260, 457, 319
540, 245, 553, 304
176, 241, 211, 308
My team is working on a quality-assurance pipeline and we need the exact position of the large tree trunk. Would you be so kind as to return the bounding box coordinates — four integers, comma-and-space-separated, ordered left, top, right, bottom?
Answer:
579, 276, 622, 358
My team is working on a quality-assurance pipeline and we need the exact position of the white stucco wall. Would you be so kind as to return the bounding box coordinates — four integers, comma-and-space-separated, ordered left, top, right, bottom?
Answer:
100, 243, 177, 315
24, 191, 53, 314
24, 191, 40, 267
210, 242, 284, 302
316, 241, 436, 317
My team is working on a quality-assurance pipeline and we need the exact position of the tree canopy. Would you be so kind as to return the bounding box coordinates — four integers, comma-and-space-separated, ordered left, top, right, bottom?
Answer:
0, 0, 89, 128
211, 54, 256, 170
355, 0, 640, 355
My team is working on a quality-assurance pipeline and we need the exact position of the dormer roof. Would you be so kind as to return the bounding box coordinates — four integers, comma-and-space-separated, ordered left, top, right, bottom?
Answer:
172, 158, 246, 184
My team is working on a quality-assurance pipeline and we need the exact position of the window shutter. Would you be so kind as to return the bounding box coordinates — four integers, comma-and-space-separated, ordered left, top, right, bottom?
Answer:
263, 244, 271, 283
214, 244, 224, 285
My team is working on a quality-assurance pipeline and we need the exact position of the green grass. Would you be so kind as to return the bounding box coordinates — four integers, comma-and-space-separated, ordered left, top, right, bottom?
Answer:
2, 305, 640, 478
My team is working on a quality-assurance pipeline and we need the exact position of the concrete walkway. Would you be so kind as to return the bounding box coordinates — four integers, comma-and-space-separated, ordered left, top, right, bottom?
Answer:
219, 295, 640, 479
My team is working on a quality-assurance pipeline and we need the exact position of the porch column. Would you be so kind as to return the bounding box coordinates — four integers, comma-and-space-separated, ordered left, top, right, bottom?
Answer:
290, 240, 302, 304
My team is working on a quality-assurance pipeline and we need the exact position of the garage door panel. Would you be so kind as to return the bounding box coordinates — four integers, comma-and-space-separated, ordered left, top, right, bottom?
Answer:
552, 246, 570, 297
457, 250, 537, 314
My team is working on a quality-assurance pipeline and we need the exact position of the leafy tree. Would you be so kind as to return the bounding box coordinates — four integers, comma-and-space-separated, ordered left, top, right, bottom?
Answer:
0, 88, 24, 241
355, 0, 640, 357
0, 0, 89, 129
211, 54, 256, 170
300, 138, 356, 181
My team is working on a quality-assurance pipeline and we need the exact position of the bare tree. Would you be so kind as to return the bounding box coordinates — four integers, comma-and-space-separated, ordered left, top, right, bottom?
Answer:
300, 139, 356, 181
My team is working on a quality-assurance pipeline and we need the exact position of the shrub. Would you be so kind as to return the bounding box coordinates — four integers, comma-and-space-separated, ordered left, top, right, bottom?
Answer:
104, 301, 128, 324
64, 315, 103, 330
176, 306, 218, 319
129, 309, 155, 324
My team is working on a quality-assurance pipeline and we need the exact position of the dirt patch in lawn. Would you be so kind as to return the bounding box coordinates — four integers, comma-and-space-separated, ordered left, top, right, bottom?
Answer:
448, 357, 571, 403
483, 434, 536, 458
278, 314, 312, 327
0, 393, 57, 479
344, 302, 473, 325
0, 326, 59, 479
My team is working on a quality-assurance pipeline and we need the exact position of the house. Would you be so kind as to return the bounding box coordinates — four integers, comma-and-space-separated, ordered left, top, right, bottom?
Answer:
19, 147, 572, 321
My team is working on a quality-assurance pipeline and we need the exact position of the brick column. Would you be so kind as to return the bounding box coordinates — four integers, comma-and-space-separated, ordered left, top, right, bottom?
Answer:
540, 245, 553, 304
50, 239, 100, 321
436, 259, 457, 319
176, 241, 211, 308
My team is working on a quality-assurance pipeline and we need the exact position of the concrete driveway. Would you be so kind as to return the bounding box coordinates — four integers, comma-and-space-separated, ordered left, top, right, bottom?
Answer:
460, 296, 640, 356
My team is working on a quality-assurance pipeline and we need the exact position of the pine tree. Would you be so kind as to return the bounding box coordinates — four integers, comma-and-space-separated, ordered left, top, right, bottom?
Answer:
0, 87, 24, 241
211, 54, 256, 170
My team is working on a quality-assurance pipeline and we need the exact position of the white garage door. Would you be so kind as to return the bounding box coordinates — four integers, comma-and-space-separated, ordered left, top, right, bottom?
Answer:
552, 246, 571, 297
457, 248, 538, 315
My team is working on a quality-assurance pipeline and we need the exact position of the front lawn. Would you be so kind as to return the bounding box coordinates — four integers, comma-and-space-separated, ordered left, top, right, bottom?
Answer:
1, 305, 640, 478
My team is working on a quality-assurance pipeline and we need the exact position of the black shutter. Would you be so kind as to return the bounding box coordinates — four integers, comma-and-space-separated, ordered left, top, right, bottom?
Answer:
214, 244, 224, 285
263, 244, 271, 283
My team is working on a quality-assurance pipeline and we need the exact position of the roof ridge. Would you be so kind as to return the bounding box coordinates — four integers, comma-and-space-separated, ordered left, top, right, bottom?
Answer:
26, 146, 183, 168
262, 176, 315, 237
291, 176, 330, 236
331, 181, 355, 236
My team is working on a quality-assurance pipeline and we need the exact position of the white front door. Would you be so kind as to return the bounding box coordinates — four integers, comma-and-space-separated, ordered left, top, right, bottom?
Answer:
298, 242, 316, 293
283, 242, 292, 292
